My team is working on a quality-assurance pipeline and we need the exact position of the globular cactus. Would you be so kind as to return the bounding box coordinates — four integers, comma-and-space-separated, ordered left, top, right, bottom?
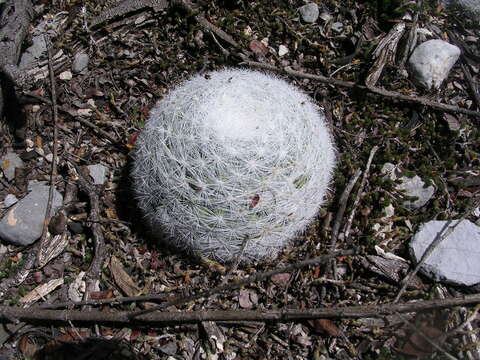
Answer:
132, 69, 335, 262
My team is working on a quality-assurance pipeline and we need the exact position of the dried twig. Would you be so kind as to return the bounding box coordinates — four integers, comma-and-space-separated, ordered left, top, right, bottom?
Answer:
1, 293, 480, 325
394, 196, 480, 302
70, 162, 107, 301
36, 37, 60, 267
129, 249, 356, 319
243, 61, 480, 119
461, 63, 480, 111
343, 146, 379, 241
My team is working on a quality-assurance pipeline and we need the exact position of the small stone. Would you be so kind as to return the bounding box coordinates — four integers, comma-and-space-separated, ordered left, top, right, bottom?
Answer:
3, 194, 18, 207
410, 220, 480, 286
159, 342, 177, 356
278, 45, 289, 57
319, 11, 332, 22
1, 153, 24, 181
59, 71, 72, 81
397, 175, 435, 209
298, 3, 319, 23
0, 183, 63, 246
45, 153, 53, 163
72, 52, 89, 74
408, 39, 460, 89
87, 164, 107, 185
331, 22, 343, 32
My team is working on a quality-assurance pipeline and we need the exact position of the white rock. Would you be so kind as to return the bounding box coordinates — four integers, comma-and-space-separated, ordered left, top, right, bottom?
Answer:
59, 71, 73, 81
3, 194, 18, 207
298, 3, 319, 23
410, 220, 480, 286
397, 175, 435, 209
0, 153, 24, 181
72, 52, 89, 74
87, 164, 107, 185
278, 45, 289, 57
408, 39, 460, 89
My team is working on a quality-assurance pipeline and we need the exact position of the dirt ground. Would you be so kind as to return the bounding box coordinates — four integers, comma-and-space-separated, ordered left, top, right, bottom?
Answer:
0, 0, 479, 359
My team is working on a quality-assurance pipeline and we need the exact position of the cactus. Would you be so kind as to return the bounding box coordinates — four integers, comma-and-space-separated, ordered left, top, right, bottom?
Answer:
132, 69, 335, 262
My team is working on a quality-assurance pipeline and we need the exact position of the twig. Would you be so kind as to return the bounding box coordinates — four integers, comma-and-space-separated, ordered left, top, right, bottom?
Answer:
1, 293, 480, 325
343, 146, 379, 241
36, 37, 60, 267
129, 249, 357, 319
394, 196, 480, 302
461, 62, 480, 111
23, 92, 121, 146
243, 61, 480, 119
37, 293, 170, 309
70, 162, 107, 301
330, 169, 362, 247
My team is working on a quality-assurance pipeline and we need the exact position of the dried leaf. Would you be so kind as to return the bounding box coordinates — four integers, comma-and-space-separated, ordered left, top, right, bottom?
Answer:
238, 289, 258, 309
18, 335, 39, 358
110, 255, 140, 296
310, 319, 341, 337
19, 278, 64, 304
89, 289, 114, 300
444, 113, 461, 131
398, 326, 444, 357
271, 273, 291, 286
249, 194, 260, 209
249, 40, 269, 56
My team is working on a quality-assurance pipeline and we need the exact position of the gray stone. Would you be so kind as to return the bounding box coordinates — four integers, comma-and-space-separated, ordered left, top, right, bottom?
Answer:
19, 35, 47, 70
159, 341, 177, 356
1, 153, 24, 181
0, 184, 63, 246
410, 220, 480, 286
408, 39, 460, 89
87, 164, 107, 185
72, 52, 89, 74
298, 3, 319, 23
397, 175, 435, 209
442, 0, 480, 18
3, 194, 18, 207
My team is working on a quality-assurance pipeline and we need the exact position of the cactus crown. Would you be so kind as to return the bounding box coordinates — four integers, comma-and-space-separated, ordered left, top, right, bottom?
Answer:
132, 69, 335, 262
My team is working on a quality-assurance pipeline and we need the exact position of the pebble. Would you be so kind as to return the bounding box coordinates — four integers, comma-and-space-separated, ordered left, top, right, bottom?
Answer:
278, 45, 289, 57
397, 175, 435, 209
87, 164, 108, 185
298, 3, 319, 23
1, 152, 24, 181
408, 39, 460, 89
3, 194, 18, 207
410, 220, 480, 286
59, 71, 73, 81
72, 52, 89, 74
0, 182, 63, 246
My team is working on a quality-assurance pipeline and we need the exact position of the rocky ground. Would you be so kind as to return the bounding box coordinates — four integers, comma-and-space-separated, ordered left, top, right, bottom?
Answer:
0, 0, 479, 359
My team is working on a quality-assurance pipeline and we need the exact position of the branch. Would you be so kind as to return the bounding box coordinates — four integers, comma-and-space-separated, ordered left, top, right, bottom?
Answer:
2, 294, 480, 325
243, 61, 480, 119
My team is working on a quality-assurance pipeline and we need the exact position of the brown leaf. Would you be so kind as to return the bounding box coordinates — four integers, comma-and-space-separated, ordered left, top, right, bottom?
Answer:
249, 40, 269, 56
238, 289, 258, 309
444, 113, 461, 131
18, 335, 39, 358
89, 289, 114, 299
398, 325, 444, 358
310, 319, 341, 337
249, 194, 260, 209
110, 256, 140, 297
271, 273, 291, 286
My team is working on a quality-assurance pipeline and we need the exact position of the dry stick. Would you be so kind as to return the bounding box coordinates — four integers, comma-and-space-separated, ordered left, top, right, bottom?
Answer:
70, 162, 108, 301
23, 92, 120, 146
461, 62, 480, 111
394, 196, 480, 303
37, 293, 170, 310
129, 249, 356, 319
36, 37, 60, 267
343, 146, 379, 241
243, 61, 480, 119
2, 293, 480, 325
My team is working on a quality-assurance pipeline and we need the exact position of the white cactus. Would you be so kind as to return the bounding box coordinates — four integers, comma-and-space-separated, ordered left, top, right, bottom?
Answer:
132, 69, 335, 262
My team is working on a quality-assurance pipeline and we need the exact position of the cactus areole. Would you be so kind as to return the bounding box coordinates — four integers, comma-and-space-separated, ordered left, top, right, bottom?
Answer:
132, 69, 335, 262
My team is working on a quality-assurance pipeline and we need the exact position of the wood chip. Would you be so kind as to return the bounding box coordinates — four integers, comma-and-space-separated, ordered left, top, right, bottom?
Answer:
19, 278, 64, 304
110, 255, 140, 296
